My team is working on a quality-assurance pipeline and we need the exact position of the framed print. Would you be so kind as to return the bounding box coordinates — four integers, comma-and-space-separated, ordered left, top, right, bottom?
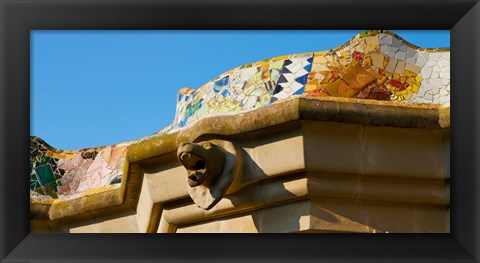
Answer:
1, 0, 479, 262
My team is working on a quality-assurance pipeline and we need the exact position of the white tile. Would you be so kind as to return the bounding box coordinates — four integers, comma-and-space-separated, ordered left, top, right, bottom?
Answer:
423, 91, 434, 101
380, 45, 389, 53
389, 46, 399, 52
392, 37, 401, 47
438, 60, 449, 68
406, 47, 416, 58
380, 35, 393, 45
425, 59, 438, 67
243, 95, 257, 108
440, 88, 449, 97
428, 78, 443, 88
289, 81, 304, 93
420, 66, 433, 79
294, 69, 309, 78
395, 51, 406, 61
429, 53, 442, 60
415, 56, 428, 67
282, 73, 295, 83
286, 62, 303, 73
406, 58, 417, 65
440, 72, 450, 79
272, 90, 290, 100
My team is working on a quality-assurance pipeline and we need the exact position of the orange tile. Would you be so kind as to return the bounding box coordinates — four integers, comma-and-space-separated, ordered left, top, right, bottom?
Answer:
340, 63, 376, 90
324, 79, 358, 98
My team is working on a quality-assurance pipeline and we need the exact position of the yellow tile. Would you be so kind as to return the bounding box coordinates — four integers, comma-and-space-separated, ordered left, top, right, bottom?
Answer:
272, 55, 289, 62
415, 76, 422, 82
363, 57, 372, 66
313, 56, 328, 64
412, 84, 420, 93
377, 76, 387, 85
254, 60, 268, 66
305, 84, 317, 92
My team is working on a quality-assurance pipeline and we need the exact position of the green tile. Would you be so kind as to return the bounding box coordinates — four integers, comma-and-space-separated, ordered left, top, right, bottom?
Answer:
35, 165, 55, 184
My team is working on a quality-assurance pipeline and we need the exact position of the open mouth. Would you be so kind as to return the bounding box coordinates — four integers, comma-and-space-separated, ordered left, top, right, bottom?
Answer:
179, 151, 207, 187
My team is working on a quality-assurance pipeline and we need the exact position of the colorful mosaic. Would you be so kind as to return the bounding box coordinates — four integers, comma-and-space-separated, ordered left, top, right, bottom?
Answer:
30, 30, 450, 203
30, 136, 130, 201
171, 30, 449, 131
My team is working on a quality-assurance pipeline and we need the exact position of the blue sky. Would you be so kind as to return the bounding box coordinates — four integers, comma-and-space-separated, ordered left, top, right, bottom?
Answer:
31, 30, 449, 150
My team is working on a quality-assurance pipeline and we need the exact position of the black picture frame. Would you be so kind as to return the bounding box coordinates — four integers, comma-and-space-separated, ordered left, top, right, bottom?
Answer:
1, 0, 479, 262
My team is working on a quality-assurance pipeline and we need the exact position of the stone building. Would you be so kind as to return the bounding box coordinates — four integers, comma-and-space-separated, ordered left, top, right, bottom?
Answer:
30, 30, 450, 233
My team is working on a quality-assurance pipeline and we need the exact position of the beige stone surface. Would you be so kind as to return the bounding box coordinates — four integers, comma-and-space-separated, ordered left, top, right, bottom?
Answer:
303, 121, 449, 180
244, 132, 305, 178
68, 212, 139, 233
303, 121, 364, 173
176, 214, 259, 233
135, 177, 154, 232
309, 198, 449, 233
176, 200, 311, 233
307, 172, 449, 205
362, 125, 448, 179
162, 176, 308, 226
142, 153, 189, 203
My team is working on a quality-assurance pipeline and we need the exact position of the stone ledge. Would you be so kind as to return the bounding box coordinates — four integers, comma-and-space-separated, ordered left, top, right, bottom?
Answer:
162, 171, 448, 229
128, 96, 449, 164
31, 96, 450, 223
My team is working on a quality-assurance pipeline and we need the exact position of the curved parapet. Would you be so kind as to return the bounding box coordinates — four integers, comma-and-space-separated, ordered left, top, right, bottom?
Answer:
29, 136, 130, 202
30, 30, 450, 219
170, 30, 449, 131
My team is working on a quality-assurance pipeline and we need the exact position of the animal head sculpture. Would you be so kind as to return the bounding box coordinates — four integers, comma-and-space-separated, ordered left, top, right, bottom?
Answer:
177, 139, 243, 210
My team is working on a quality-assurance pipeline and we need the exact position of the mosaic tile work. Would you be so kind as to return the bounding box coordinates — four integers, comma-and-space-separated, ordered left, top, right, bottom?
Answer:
30, 136, 130, 201
30, 30, 450, 202
170, 30, 450, 131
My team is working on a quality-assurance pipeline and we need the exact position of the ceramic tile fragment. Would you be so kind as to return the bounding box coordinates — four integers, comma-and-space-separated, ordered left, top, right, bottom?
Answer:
385, 58, 398, 73
370, 53, 384, 68
395, 51, 407, 61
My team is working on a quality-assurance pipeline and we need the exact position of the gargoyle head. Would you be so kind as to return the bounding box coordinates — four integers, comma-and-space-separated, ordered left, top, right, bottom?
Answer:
177, 141, 226, 188
177, 140, 239, 210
